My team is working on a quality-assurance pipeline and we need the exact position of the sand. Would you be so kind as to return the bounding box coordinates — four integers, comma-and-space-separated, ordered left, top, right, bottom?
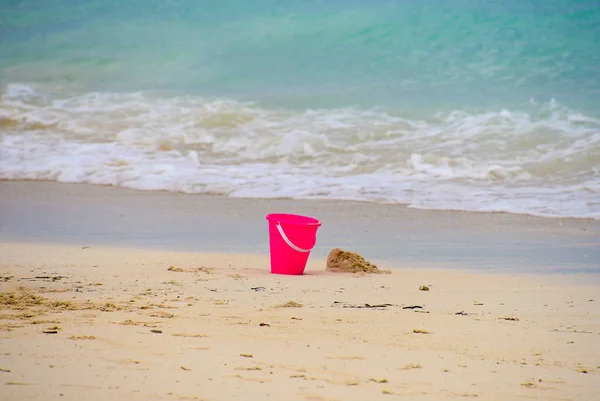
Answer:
326, 248, 390, 274
1, 242, 599, 401
2, 181, 600, 272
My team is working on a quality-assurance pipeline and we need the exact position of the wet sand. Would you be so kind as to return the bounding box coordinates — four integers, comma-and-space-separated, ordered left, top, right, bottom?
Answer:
1, 180, 599, 273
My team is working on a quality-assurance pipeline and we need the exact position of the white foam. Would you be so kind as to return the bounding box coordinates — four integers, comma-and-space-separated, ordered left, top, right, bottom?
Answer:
1, 83, 599, 219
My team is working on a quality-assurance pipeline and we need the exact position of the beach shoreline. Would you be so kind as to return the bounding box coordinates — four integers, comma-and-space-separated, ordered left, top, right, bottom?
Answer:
1, 180, 599, 275
2, 2, 599, 398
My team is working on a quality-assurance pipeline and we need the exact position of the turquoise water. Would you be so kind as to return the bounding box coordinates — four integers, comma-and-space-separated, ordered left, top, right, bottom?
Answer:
1, 1, 600, 218
2, 0, 599, 111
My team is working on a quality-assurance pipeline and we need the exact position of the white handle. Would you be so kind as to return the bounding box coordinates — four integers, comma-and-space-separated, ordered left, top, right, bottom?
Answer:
276, 222, 313, 253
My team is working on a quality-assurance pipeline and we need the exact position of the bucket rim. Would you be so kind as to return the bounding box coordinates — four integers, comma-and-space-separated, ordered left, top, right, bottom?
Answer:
266, 213, 321, 227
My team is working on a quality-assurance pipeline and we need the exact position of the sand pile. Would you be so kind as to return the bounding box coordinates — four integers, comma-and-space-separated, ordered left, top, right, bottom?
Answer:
326, 248, 390, 274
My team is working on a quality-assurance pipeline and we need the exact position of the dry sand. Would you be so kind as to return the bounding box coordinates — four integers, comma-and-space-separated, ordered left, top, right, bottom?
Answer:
1, 242, 599, 401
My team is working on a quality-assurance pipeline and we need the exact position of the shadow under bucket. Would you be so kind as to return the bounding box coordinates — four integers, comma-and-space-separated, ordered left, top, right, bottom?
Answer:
266, 213, 322, 275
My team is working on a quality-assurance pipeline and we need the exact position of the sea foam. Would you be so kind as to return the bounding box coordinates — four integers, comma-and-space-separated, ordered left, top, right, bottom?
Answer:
2, 83, 599, 219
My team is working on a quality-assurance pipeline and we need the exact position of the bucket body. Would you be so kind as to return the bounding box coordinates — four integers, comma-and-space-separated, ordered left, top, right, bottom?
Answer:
266, 213, 321, 275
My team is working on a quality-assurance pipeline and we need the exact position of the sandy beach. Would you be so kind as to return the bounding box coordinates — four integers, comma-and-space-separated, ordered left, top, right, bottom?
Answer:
1, 242, 599, 401
2, 0, 600, 398
1, 181, 600, 400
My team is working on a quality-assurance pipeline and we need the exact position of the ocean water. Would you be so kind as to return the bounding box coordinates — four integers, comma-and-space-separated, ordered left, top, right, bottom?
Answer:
1, 0, 599, 219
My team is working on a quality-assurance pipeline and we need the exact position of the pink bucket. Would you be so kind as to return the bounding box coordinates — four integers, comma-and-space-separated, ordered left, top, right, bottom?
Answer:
266, 213, 321, 275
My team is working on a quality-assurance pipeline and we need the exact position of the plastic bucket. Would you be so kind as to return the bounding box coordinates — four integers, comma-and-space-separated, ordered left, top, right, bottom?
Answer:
266, 213, 321, 275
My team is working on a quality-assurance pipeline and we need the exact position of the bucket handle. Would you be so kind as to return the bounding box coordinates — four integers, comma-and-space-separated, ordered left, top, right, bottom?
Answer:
276, 222, 313, 253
